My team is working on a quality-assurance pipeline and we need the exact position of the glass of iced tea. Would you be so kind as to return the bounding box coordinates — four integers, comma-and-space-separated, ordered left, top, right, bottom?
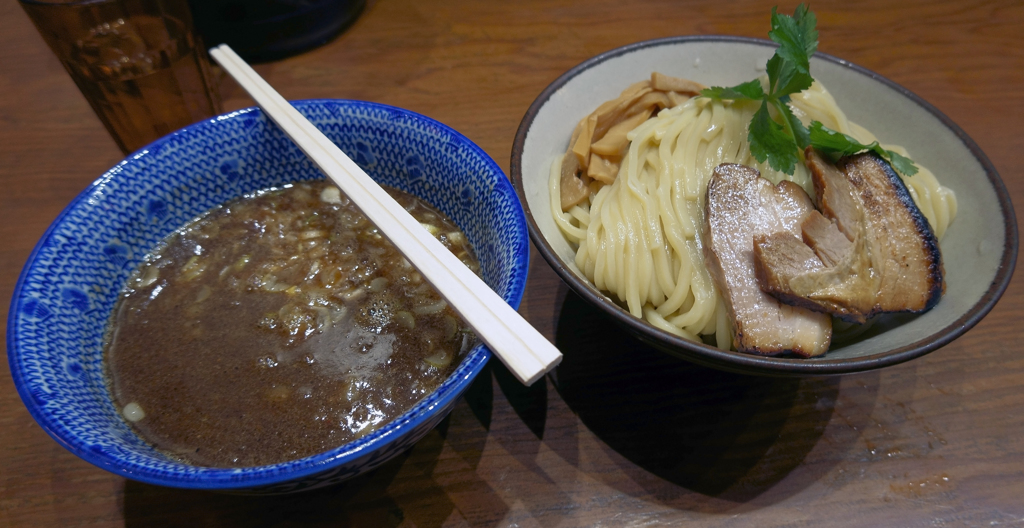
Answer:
20, 0, 222, 154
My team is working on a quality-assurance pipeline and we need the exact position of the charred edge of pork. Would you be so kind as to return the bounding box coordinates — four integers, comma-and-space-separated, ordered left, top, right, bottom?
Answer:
840, 152, 945, 312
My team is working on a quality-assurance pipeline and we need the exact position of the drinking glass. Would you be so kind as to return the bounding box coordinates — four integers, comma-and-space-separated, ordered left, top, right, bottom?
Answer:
20, 0, 222, 154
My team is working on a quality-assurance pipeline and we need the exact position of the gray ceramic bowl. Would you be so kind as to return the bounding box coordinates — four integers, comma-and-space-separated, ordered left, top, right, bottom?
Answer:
511, 37, 1017, 376
9, 99, 530, 493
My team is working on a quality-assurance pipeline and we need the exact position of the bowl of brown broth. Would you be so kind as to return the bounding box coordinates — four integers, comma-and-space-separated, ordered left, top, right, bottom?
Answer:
8, 99, 530, 493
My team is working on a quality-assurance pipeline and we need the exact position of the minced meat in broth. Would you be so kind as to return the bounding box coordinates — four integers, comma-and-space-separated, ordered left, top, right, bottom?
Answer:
105, 181, 480, 467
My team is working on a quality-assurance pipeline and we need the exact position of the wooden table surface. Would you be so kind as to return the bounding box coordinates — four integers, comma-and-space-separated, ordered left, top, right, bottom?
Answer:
3, 0, 1022, 526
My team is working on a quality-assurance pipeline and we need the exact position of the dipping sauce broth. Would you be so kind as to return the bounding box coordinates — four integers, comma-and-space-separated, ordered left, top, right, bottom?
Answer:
105, 180, 479, 467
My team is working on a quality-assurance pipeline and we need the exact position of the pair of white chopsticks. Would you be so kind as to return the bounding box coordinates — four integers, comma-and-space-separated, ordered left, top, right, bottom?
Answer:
208, 44, 561, 385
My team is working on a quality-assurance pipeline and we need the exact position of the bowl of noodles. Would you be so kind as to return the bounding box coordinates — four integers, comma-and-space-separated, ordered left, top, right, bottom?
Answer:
511, 36, 1017, 376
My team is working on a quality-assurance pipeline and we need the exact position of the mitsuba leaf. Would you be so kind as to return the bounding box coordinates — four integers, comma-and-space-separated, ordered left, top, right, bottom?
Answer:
700, 79, 765, 102
807, 122, 920, 176
749, 103, 799, 174
807, 121, 862, 155
776, 96, 810, 149
767, 54, 815, 99
698, 4, 918, 177
883, 149, 919, 176
769, 6, 816, 75
795, 5, 819, 56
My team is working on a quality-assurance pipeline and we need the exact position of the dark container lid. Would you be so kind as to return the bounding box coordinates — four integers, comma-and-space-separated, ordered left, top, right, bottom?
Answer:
189, 0, 365, 63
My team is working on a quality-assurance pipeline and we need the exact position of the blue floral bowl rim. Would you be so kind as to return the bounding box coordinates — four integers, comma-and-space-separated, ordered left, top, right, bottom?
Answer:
8, 98, 528, 489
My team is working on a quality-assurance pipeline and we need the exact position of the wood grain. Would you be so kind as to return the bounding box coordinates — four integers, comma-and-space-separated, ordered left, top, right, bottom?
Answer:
2, 0, 1022, 526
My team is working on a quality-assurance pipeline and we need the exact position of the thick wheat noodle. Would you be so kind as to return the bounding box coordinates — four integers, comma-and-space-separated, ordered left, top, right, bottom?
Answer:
550, 80, 957, 345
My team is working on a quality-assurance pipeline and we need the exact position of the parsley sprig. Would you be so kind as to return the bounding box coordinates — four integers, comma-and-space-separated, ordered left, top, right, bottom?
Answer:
700, 4, 918, 176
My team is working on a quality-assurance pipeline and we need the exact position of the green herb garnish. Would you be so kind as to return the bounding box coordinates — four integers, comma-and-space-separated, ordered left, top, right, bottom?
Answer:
808, 122, 918, 176
700, 4, 918, 176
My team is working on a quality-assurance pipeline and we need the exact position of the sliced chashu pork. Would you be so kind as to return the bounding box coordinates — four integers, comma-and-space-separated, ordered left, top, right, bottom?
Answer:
704, 164, 832, 357
753, 149, 944, 323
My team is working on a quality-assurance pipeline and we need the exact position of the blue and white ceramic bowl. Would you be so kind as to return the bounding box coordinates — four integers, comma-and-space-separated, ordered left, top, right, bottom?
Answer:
8, 100, 529, 493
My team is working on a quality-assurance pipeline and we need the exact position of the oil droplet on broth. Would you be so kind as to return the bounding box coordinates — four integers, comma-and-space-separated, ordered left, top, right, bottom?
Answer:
123, 402, 146, 422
